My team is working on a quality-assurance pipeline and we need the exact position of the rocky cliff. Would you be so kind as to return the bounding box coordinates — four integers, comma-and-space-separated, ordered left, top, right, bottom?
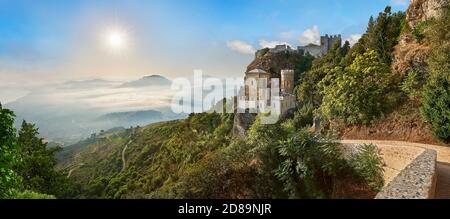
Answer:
246, 51, 304, 78
392, 0, 449, 75
407, 0, 449, 28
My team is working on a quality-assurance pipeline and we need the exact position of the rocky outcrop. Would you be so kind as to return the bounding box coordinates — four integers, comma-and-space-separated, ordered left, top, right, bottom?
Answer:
392, 34, 430, 75
246, 51, 303, 78
407, 0, 449, 28
232, 113, 256, 139
392, 0, 448, 75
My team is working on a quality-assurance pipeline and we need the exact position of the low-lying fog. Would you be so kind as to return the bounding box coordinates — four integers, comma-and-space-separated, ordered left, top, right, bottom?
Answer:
2, 75, 241, 145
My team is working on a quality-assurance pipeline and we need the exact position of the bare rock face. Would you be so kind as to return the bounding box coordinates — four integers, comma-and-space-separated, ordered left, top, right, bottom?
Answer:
407, 0, 449, 28
246, 51, 303, 79
392, 34, 430, 75
393, 0, 448, 75
232, 113, 256, 139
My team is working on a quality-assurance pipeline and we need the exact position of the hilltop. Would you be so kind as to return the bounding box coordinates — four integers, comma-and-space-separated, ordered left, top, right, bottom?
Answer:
118, 75, 171, 88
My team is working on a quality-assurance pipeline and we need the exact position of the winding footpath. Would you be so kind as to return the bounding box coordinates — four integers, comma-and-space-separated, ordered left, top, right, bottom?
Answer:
67, 163, 84, 178
342, 140, 450, 199
121, 139, 133, 172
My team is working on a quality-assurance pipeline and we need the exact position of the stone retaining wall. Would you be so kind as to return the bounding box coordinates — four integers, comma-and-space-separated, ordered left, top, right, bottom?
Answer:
341, 140, 438, 199
375, 149, 437, 199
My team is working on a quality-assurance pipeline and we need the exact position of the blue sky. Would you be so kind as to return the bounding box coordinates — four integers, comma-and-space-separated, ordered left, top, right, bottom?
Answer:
0, 0, 409, 86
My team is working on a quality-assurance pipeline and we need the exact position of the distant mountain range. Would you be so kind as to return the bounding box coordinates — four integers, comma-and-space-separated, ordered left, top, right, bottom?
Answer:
4, 74, 184, 144
96, 110, 163, 126
60, 79, 117, 89
118, 75, 171, 88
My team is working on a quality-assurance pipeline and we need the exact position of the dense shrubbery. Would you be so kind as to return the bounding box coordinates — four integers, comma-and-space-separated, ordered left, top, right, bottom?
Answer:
320, 50, 391, 124
62, 108, 384, 199
14, 190, 56, 199
295, 6, 406, 126
401, 70, 425, 102
247, 116, 383, 199
421, 74, 450, 141
274, 127, 345, 198
348, 144, 384, 191
420, 8, 450, 141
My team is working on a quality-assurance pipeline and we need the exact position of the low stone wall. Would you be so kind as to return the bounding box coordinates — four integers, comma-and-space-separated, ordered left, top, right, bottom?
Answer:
341, 140, 438, 199
377, 145, 425, 185
376, 149, 437, 199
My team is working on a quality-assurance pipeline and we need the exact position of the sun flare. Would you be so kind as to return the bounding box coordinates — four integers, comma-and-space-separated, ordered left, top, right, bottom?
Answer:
107, 30, 127, 50
108, 31, 125, 48
103, 26, 131, 55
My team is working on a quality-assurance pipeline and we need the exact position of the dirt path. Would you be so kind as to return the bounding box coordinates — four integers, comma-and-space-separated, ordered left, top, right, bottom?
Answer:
121, 140, 132, 171
342, 140, 450, 199
67, 163, 84, 178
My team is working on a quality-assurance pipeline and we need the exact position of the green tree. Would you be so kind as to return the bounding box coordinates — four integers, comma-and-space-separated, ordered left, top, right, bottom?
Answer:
343, 7, 405, 66
363, 6, 405, 64
295, 38, 351, 108
0, 103, 20, 198
320, 50, 391, 124
295, 67, 329, 107
294, 53, 315, 83
15, 121, 73, 198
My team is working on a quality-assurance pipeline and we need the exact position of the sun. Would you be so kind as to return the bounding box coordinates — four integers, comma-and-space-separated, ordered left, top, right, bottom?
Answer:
106, 30, 127, 51
108, 31, 125, 48
102, 26, 131, 55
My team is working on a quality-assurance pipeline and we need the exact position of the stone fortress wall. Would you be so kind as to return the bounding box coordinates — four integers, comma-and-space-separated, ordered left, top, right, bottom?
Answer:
255, 34, 342, 58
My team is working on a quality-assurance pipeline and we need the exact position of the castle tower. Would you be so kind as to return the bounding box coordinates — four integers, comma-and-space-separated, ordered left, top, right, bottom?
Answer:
320, 34, 342, 55
280, 70, 294, 94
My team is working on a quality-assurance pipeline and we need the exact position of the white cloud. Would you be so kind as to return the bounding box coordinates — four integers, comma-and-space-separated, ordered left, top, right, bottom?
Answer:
391, 0, 408, 6
258, 40, 291, 49
298, 25, 320, 45
344, 34, 362, 46
226, 40, 255, 55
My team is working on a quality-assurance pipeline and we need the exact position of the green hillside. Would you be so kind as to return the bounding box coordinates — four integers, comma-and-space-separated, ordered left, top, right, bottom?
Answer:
58, 110, 384, 199
58, 113, 238, 198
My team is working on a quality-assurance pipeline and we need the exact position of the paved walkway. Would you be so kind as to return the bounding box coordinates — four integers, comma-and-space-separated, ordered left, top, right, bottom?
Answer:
342, 140, 450, 199
436, 162, 450, 199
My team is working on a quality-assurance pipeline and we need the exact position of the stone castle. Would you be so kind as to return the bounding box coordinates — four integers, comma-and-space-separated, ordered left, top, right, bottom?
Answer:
236, 68, 296, 118
256, 34, 342, 58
